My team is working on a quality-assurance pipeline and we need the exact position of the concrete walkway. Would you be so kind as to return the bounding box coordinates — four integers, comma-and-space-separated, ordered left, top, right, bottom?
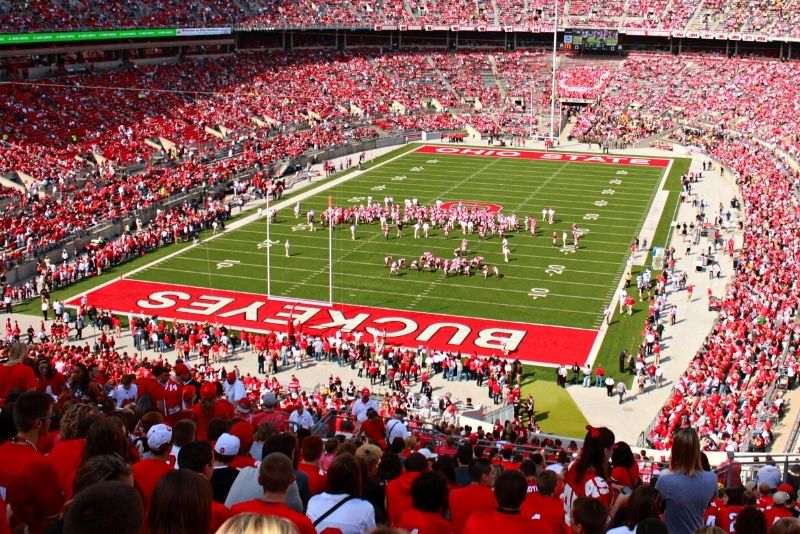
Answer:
565, 147, 744, 444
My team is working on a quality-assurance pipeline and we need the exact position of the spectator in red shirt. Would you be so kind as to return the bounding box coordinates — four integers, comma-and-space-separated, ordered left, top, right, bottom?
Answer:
148, 469, 212, 534
397, 471, 452, 534
521, 470, 568, 534
0, 391, 65, 534
448, 458, 497, 534
359, 408, 387, 449
0, 343, 37, 407
47, 402, 98, 498
34, 358, 68, 401
386, 452, 428, 526
463, 470, 541, 534
298, 436, 327, 496
229, 452, 316, 534
132, 423, 174, 510
193, 381, 235, 441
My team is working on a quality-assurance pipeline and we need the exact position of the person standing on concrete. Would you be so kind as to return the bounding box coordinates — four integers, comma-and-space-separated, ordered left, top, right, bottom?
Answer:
616, 380, 627, 404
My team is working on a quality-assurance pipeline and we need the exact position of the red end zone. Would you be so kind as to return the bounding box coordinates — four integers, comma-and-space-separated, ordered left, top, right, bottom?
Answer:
416, 144, 671, 167
68, 279, 598, 366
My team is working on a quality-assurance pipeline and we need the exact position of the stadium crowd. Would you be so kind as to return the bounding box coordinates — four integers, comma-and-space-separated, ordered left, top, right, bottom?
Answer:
2, 0, 800, 37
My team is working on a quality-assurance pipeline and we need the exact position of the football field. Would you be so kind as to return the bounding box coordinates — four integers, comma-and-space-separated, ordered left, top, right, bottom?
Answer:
78, 144, 678, 366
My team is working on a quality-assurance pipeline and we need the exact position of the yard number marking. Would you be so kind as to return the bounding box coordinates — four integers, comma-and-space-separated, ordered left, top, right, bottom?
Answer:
601, 189, 616, 195
559, 245, 577, 254
257, 239, 280, 249
616, 170, 628, 175
371, 185, 386, 191
292, 223, 311, 232
575, 228, 590, 236
583, 213, 599, 220
347, 196, 365, 203
216, 259, 241, 270
609, 179, 623, 185
391, 175, 407, 181
426, 159, 439, 164
528, 288, 550, 300
410, 166, 424, 172
593, 200, 608, 207
545, 265, 566, 276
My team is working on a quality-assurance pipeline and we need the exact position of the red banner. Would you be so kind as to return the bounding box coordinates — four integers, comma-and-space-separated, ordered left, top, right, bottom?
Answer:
414, 145, 672, 167
67, 280, 598, 366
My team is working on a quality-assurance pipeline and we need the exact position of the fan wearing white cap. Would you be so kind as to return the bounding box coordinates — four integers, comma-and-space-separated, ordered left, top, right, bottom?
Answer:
132, 423, 174, 507
210, 433, 241, 504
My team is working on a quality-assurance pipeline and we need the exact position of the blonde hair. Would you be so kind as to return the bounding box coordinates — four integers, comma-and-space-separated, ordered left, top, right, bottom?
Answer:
216, 513, 298, 534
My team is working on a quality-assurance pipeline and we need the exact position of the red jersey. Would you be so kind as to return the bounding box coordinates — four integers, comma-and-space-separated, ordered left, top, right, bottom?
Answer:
386, 471, 422, 526
563, 466, 612, 526
0, 365, 37, 407
448, 484, 495, 534
0, 441, 64, 534
47, 438, 85, 498
764, 506, 794, 528
132, 458, 173, 509
397, 508, 453, 534
521, 493, 568, 534
716, 504, 743, 533
230, 499, 316, 534
192, 400, 235, 440
463, 510, 548, 534
251, 409, 289, 433
298, 463, 327, 496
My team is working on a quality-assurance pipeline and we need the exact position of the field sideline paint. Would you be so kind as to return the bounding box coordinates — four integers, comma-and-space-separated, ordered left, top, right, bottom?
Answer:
415, 145, 671, 167
68, 279, 598, 366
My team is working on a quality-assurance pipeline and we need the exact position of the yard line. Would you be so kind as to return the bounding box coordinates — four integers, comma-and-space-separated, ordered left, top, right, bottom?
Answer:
140, 266, 609, 306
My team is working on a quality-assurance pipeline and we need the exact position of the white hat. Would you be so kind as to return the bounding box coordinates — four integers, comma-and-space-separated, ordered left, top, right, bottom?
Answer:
418, 448, 438, 460
214, 433, 240, 456
773, 492, 791, 506
147, 424, 173, 450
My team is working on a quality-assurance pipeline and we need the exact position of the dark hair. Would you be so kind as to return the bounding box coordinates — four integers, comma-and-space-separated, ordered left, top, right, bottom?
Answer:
259, 453, 295, 493
456, 444, 474, 466
411, 471, 449, 513
326, 453, 363, 497
206, 418, 229, 442
572, 497, 607, 534
405, 452, 428, 473
73, 455, 133, 496
536, 470, 558, 497
433, 456, 457, 484
264, 432, 298, 462
390, 437, 405, 455
301, 436, 324, 462
670, 427, 703, 477
178, 441, 213, 474
172, 419, 197, 447
70, 363, 91, 392
494, 469, 527, 510
148, 470, 211, 534
625, 486, 661, 528
520, 459, 537, 478
611, 442, 636, 469
635, 517, 669, 534
64, 482, 143, 534
13, 390, 53, 432
83, 418, 136, 464
377, 451, 403, 483
469, 458, 493, 483
575, 426, 615, 481
734, 506, 767, 534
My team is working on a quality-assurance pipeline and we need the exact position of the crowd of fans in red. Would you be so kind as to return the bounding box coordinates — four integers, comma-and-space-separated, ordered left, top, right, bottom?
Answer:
2, 0, 799, 37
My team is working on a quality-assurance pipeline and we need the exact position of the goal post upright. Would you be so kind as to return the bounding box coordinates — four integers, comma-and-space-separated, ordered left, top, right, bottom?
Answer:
328, 195, 334, 306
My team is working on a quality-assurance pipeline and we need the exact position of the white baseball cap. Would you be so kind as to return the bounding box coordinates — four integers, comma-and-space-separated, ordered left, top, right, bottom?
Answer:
214, 433, 240, 456
147, 424, 173, 450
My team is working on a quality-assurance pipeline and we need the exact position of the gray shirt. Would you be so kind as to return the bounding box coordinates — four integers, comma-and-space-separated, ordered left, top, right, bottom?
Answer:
655, 470, 718, 534
224, 466, 304, 513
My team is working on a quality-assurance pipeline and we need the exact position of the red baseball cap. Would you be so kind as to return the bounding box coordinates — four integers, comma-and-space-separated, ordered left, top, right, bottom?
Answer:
200, 382, 217, 400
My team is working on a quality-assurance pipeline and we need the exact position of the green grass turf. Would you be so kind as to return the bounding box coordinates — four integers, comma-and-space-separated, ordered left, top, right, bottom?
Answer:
131, 149, 669, 331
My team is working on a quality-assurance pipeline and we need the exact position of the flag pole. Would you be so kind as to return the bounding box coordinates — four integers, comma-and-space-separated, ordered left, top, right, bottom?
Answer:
550, 0, 559, 141
266, 192, 271, 299
328, 195, 333, 306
